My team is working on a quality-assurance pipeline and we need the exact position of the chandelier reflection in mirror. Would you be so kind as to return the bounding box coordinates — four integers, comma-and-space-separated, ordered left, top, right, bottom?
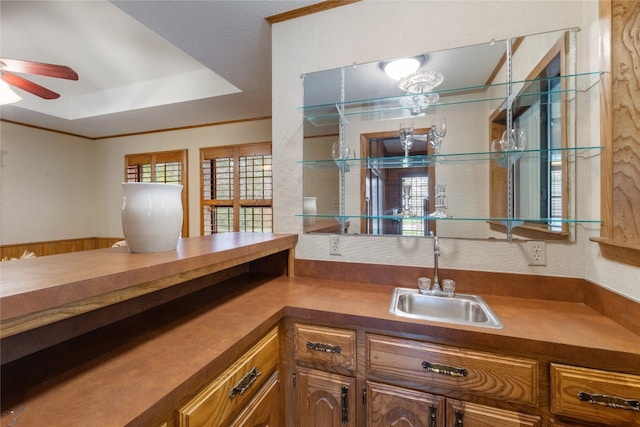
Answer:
399, 69, 443, 116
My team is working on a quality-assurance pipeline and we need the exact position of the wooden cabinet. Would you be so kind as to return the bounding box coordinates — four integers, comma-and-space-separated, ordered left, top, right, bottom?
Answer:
365, 333, 540, 427
229, 372, 282, 427
176, 327, 280, 427
594, 0, 640, 266
294, 323, 357, 370
550, 363, 640, 426
289, 323, 543, 427
296, 366, 356, 427
292, 323, 357, 427
366, 380, 445, 427
366, 333, 539, 405
446, 399, 541, 427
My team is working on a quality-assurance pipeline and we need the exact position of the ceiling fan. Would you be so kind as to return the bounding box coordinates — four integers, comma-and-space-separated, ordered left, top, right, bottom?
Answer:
0, 58, 78, 100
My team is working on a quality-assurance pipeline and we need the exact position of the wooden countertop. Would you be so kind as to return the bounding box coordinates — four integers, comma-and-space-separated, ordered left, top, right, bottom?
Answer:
0, 233, 298, 337
2, 274, 640, 427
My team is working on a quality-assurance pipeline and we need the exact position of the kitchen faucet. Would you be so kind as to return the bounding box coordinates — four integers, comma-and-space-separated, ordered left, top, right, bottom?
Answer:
432, 235, 442, 294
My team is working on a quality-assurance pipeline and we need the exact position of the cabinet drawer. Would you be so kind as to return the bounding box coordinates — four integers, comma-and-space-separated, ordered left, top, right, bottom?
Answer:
229, 371, 281, 427
550, 363, 640, 425
177, 327, 279, 427
447, 398, 541, 427
294, 323, 356, 370
366, 333, 538, 405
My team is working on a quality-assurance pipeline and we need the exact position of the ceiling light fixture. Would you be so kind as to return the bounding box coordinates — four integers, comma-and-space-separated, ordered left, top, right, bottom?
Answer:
0, 79, 21, 105
399, 69, 444, 94
398, 69, 444, 115
383, 57, 421, 80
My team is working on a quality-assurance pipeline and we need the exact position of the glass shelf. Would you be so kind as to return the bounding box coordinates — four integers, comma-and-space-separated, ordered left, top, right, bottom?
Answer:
297, 213, 601, 224
300, 71, 603, 127
298, 146, 603, 170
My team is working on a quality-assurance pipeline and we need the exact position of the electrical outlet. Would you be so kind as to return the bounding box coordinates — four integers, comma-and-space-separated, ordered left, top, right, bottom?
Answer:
526, 240, 547, 266
329, 235, 341, 256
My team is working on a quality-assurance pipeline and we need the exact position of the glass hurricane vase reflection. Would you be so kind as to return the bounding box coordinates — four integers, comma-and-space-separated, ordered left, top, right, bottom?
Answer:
331, 141, 354, 171
401, 181, 415, 217
430, 184, 450, 218
491, 128, 527, 167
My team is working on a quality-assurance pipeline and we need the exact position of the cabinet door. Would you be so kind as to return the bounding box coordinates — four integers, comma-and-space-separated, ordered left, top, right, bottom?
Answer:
229, 372, 282, 427
366, 381, 445, 427
446, 399, 540, 427
296, 367, 356, 427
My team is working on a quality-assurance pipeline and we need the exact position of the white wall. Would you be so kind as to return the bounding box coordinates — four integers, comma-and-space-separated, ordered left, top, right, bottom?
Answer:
0, 122, 96, 244
0, 119, 272, 243
272, 0, 640, 301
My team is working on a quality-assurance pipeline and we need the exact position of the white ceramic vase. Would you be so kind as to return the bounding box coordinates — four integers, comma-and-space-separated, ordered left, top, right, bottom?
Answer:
121, 182, 183, 253
303, 196, 317, 226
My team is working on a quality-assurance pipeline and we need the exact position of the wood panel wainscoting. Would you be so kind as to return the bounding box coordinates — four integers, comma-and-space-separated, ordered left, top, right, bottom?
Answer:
592, 0, 640, 266
0, 236, 123, 260
294, 258, 640, 337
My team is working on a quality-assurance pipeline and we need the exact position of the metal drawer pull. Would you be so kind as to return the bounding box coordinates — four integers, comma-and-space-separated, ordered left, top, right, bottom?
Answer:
306, 341, 342, 354
454, 410, 464, 426
429, 405, 438, 427
341, 385, 349, 423
422, 361, 468, 377
578, 391, 640, 411
229, 367, 261, 398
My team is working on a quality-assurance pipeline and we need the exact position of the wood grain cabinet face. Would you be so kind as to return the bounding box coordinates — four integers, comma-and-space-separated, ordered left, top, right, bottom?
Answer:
229, 372, 282, 427
446, 398, 541, 427
176, 328, 280, 427
366, 333, 539, 405
366, 380, 445, 427
550, 363, 640, 425
294, 323, 356, 370
295, 366, 356, 427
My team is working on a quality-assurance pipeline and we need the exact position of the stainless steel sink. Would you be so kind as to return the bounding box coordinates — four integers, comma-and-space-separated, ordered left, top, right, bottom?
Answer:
389, 288, 503, 329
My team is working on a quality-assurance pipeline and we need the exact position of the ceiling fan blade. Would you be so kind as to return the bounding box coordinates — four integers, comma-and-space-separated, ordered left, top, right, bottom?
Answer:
0, 58, 78, 80
1, 71, 60, 99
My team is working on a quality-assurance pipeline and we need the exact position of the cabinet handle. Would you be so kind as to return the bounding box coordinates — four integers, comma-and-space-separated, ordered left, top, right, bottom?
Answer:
341, 385, 349, 423
428, 405, 437, 427
306, 341, 342, 354
229, 367, 261, 398
454, 410, 464, 426
578, 391, 640, 411
422, 361, 468, 377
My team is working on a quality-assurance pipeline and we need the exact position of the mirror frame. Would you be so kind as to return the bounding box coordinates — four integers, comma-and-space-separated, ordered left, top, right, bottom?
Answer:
489, 34, 571, 240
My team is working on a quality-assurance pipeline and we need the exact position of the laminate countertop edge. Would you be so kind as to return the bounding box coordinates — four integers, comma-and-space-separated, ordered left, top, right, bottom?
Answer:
0, 233, 298, 337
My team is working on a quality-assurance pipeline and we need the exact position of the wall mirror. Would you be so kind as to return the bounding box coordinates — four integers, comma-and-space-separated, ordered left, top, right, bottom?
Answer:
301, 28, 588, 240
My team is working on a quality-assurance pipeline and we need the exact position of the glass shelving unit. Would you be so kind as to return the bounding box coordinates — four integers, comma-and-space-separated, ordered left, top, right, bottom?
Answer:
298, 31, 603, 238
298, 146, 603, 170
299, 71, 603, 127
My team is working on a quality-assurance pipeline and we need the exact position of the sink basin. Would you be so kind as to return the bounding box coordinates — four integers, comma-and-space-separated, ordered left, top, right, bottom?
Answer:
389, 288, 503, 329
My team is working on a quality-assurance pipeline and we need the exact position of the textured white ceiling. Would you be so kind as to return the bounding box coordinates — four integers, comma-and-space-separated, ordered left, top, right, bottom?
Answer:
0, 0, 317, 138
